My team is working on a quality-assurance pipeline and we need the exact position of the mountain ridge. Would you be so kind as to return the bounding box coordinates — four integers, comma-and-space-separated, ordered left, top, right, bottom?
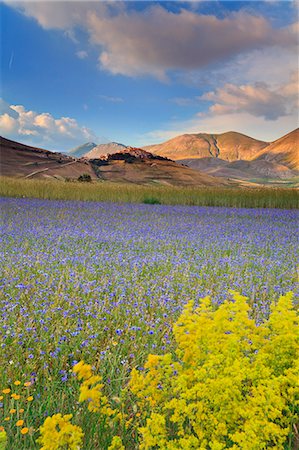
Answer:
143, 131, 269, 161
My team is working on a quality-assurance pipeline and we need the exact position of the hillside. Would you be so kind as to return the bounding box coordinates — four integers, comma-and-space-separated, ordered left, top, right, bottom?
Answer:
0, 137, 230, 186
254, 128, 299, 170
88, 147, 231, 186
144, 131, 269, 161
179, 157, 297, 181
69, 142, 97, 157
0, 136, 97, 179
85, 142, 127, 159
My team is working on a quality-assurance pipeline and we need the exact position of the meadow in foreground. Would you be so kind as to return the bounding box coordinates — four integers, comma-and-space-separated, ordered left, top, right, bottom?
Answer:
0, 198, 298, 448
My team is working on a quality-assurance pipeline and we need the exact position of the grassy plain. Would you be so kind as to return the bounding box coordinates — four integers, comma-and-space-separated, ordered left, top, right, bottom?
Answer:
0, 176, 298, 208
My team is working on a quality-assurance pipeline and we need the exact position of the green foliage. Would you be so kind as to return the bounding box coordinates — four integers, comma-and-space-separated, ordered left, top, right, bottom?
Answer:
143, 196, 161, 205
77, 173, 92, 182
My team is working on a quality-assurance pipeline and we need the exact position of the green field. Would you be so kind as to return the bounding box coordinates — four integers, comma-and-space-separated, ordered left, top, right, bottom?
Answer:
0, 177, 298, 209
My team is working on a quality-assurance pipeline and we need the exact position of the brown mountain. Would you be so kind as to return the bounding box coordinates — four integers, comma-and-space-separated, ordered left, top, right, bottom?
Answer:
0, 136, 97, 179
253, 128, 299, 170
84, 142, 128, 159
144, 131, 269, 161
0, 137, 230, 186
179, 157, 297, 181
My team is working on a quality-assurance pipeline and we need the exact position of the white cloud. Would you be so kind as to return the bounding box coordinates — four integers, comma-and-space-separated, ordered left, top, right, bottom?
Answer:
200, 74, 298, 120
0, 113, 18, 134
0, 99, 97, 150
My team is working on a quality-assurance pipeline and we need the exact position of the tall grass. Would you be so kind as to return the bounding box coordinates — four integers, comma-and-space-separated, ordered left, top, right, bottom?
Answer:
0, 176, 298, 208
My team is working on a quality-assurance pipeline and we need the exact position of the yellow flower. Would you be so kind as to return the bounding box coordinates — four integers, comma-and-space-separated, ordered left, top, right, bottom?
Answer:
24, 382, 31, 387
21, 427, 29, 435
9, 409, 16, 414
2, 389, 10, 394
0, 396, 3, 400
108, 436, 125, 450
11, 394, 20, 400
27, 396, 33, 402
14, 381, 21, 386
129, 292, 298, 450
37, 414, 84, 450
19, 409, 24, 413
4, 418, 10, 422
0, 428, 7, 448
73, 361, 92, 380
16, 420, 24, 427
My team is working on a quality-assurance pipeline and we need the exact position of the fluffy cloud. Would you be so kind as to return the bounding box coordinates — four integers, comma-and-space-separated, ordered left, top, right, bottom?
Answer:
0, 99, 97, 150
88, 6, 297, 79
200, 74, 298, 120
5, 2, 298, 79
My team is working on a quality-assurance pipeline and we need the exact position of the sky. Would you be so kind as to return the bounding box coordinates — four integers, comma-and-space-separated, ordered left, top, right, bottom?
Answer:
0, 0, 298, 151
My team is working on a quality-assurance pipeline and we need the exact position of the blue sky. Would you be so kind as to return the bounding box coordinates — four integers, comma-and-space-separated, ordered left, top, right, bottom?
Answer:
0, 1, 298, 151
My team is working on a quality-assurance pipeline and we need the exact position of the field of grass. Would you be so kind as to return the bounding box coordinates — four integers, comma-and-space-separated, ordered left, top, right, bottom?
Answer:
0, 197, 298, 448
0, 176, 298, 209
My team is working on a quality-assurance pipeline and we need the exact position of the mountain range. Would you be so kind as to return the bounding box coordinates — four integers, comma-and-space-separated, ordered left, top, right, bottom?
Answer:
1, 128, 298, 187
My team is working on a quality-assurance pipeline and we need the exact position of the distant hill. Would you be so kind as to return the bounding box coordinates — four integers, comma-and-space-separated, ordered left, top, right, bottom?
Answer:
253, 128, 299, 170
0, 136, 97, 179
69, 142, 97, 157
84, 142, 128, 159
144, 131, 269, 161
88, 147, 231, 186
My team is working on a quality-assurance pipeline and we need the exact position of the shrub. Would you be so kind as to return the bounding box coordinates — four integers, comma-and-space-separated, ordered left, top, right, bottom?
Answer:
130, 292, 299, 449
77, 173, 92, 182
36, 292, 298, 449
143, 196, 161, 205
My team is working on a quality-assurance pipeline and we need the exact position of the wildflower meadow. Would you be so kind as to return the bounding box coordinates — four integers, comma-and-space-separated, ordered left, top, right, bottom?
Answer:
0, 197, 298, 449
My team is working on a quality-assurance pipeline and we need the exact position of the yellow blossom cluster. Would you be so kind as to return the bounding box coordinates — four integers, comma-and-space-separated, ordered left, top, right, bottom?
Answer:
130, 292, 299, 449
73, 361, 115, 416
37, 414, 84, 450
37, 292, 298, 449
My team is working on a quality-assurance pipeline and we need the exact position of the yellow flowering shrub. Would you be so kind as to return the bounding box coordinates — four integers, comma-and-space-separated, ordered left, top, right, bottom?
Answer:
130, 292, 299, 449
37, 292, 298, 449
37, 414, 84, 450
